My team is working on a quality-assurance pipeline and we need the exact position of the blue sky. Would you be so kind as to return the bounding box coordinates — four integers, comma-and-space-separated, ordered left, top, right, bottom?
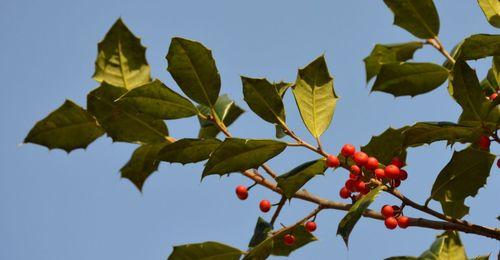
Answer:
0, 0, 498, 259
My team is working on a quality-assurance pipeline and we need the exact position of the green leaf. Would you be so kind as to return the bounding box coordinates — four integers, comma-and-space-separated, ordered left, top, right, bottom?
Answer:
478, 0, 500, 28
116, 79, 197, 120
402, 122, 482, 148
276, 159, 328, 199
25, 100, 105, 152
166, 37, 221, 107
197, 95, 244, 138
87, 83, 169, 144
419, 231, 467, 260
120, 142, 169, 191
471, 255, 491, 260
157, 138, 221, 164
383, 0, 440, 39
202, 138, 287, 178
337, 186, 384, 246
372, 62, 449, 97
361, 127, 408, 165
274, 81, 293, 139
242, 77, 286, 124
455, 34, 500, 61
248, 217, 273, 248
364, 42, 424, 82
385, 257, 419, 260
168, 241, 245, 260
430, 147, 495, 218
92, 19, 151, 90
293, 55, 338, 138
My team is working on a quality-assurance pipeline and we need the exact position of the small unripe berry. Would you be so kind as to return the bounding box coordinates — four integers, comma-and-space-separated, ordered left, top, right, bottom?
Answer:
345, 179, 356, 192
385, 164, 400, 179
305, 221, 317, 232
385, 217, 398, 229
326, 155, 340, 168
399, 169, 408, 180
350, 165, 361, 175
490, 93, 498, 100
391, 157, 405, 168
235, 185, 248, 200
341, 144, 356, 157
340, 187, 351, 199
374, 168, 385, 179
365, 157, 379, 170
478, 135, 490, 150
259, 200, 271, 213
283, 234, 295, 246
353, 151, 368, 166
381, 205, 394, 218
397, 216, 410, 229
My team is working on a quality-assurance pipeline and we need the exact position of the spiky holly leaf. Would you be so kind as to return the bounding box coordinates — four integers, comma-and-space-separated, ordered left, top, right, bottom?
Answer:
452, 34, 500, 61
202, 138, 287, 178
87, 83, 168, 144
92, 19, 150, 90
361, 127, 408, 165
402, 122, 482, 148
197, 95, 244, 138
242, 77, 286, 125
383, 0, 440, 39
117, 79, 197, 120
168, 241, 245, 260
120, 142, 169, 191
25, 100, 104, 152
166, 37, 221, 107
478, 0, 500, 28
157, 138, 221, 164
337, 186, 384, 246
293, 55, 338, 138
372, 62, 448, 97
364, 41, 423, 82
248, 217, 273, 248
276, 159, 327, 199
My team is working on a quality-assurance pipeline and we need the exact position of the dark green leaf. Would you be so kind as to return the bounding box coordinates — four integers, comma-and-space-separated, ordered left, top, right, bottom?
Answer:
478, 0, 500, 28
166, 37, 221, 107
202, 138, 287, 178
372, 62, 448, 97
276, 159, 327, 199
364, 42, 424, 82
362, 127, 408, 165
419, 231, 467, 260
197, 95, 244, 138
383, 0, 440, 39
337, 186, 384, 246
117, 79, 197, 120
92, 19, 151, 89
120, 142, 169, 191
25, 100, 105, 152
157, 138, 221, 164
248, 217, 273, 248
275, 81, 293, 97
168, 241, 245, 260
242, 77, 286, 124
454, 34, 500, 61
402, 122, 482, 148
293, 55, 338, 138
87, 83, 169, 144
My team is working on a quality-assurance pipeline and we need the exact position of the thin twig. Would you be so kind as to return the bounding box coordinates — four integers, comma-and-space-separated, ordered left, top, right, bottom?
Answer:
270, 196, 287, 226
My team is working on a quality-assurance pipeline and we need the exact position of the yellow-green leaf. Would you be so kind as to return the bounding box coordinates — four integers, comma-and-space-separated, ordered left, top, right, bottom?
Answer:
477, 0, 500, 28
242, 77, 286, 125
157, 138, 221, 164
276, 159, 327, 199
168, 241, 245, 260
383, 0, 440, 39
419, 232, 467, 260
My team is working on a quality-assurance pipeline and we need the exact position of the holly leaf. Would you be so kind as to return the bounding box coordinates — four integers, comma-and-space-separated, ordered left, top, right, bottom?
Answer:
453, 34, 500, 61
248, 217, 273, 248
402, 122, 482, 148
430, 147, 495, 219
157, 138, 221, 164
364, 41, 423, 82
202, 138, 287, 178
87, 83, 169, 144
25, 100, 105, 152
293, 55, 338, 138
241, 77, 286, 125
361, 127, 408, 165
478, 0, 500, 28
383, 0, 440, 39
92, 19, 150, 90
274, 81, 293, 139
372, 62, 449, 97
276, 159, 328, 199
116, 79, 197, 120
419, 231, 467, 260
168, 241, 245, 260
337, 186, 384, 246
120, 142, 169, 191
197, 94, 244, 138
166, 37, 221, 107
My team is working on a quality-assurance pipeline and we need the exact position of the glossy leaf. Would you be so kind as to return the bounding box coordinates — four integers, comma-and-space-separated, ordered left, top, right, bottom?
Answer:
117, 79, 197, 119
25, 100, 105, 152
157, 138, 221, 164
197, 95, 244, 138
242, 77, 286, 124
93, 19, 151, 89
202, 138, 287, 178
454, 34, 500, 60
372, 62, 448, 97
168, 241, 245, 260
361, 127, 408, 165
337, 186, 384, 246
364, 42, 423, 82
478, 0, 500, 28
293, 55, 338, 138
276, 159, 328, 199
166, 37, 221, 107
120, 142, 169, 191
402, 122, 482, 148
87, 83, 169, 144
383, 0, 440, 39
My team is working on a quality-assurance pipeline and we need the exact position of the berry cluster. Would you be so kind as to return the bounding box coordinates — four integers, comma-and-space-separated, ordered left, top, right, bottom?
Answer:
381, 205, 410, 229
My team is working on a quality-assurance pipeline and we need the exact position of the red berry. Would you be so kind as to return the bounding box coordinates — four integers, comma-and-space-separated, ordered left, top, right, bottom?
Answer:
349, 172, 359, 180
355, 181, 366, 192
381, 205, 394, 218
340, 187, 351, 199
478, 135, 490, 150
394, 179, 401, 187
490, 93, 498, 100
283, 234, 295, 246
259, 200, 271, 213
353, 151, 368, 166
305, 221, 317, 232
399, 169, 408, 180
326, 155, 340, 168
385, 217, 398, 229
350, 165, 361, 175
374, 168, 385, 179
341, 144, 356, 157
385, 164, 400, 179
360, 185, 370, 195
397, 216, 410, 229
345, 179, 356, 192
391, 157, 405, 168
365, 157, 379, 170
235, 185, 248, 200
